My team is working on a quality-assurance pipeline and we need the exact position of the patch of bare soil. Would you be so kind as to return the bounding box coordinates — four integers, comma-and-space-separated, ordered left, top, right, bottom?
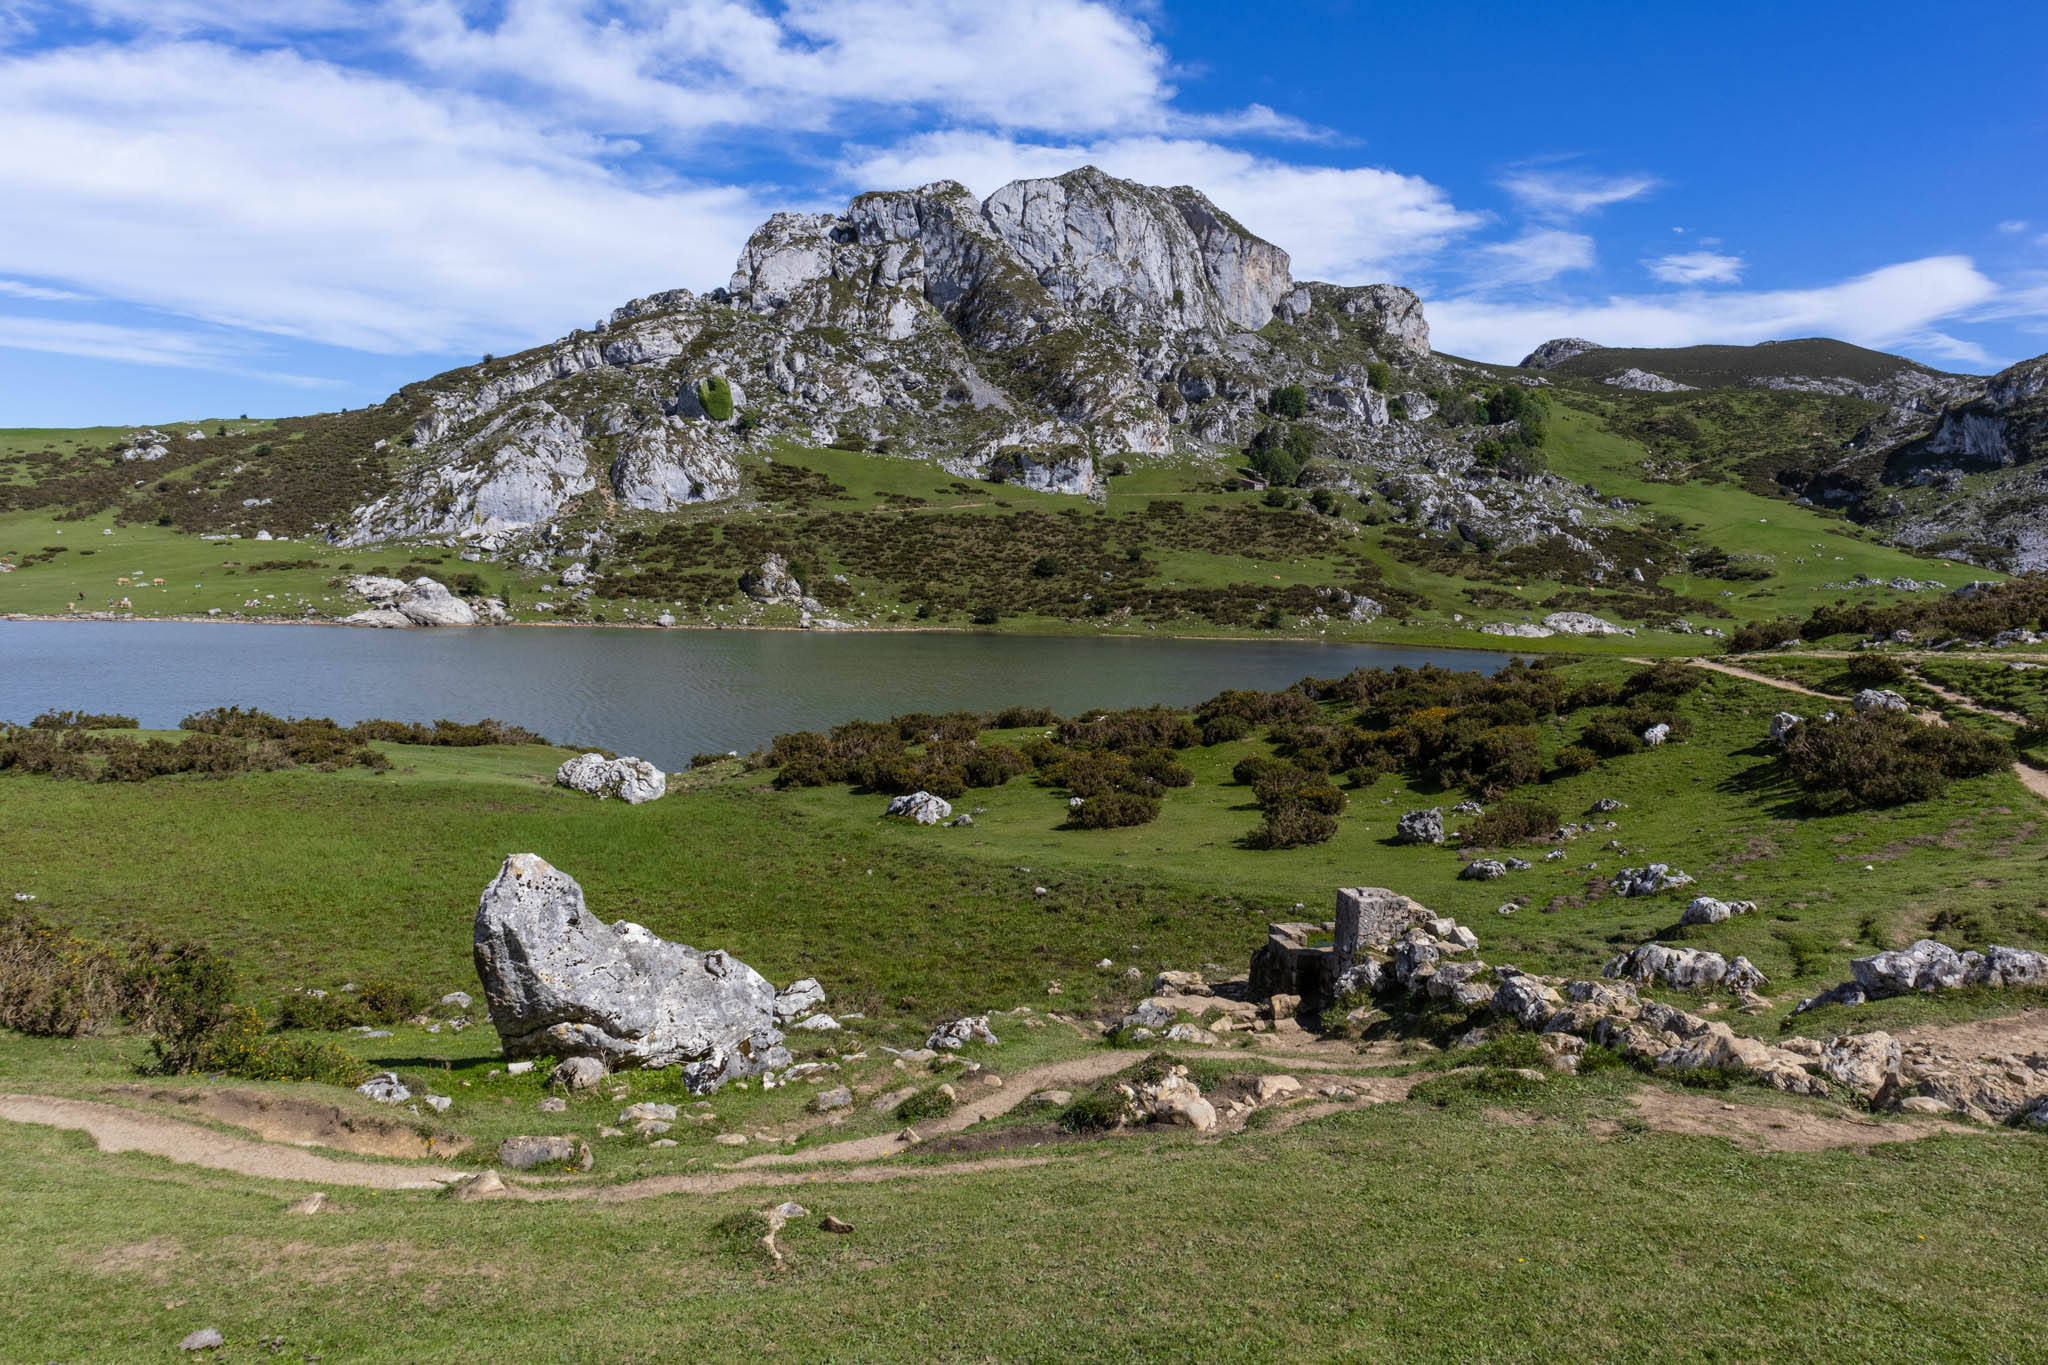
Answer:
1891, 1009, 2048, 1055
1595, 1088, 1971, 1152
108, 1086, 468, 1159
0, 1093, 458, 1189
79, 1236, 181, 1283
915, 1122, 1100, 1157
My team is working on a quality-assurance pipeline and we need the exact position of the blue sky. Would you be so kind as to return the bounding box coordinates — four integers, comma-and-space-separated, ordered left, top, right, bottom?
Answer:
1, 0, 2044, 426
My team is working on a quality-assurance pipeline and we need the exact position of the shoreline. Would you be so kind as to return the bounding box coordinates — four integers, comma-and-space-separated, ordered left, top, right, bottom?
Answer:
1, 610, 1553, 656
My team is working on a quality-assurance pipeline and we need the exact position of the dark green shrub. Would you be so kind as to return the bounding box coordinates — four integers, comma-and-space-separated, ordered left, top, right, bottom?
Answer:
191, 1006, 369, 1085
894, 1085, 957, 1123
1200, 714, 1251, 745
1366, 361, 1393, 392
1232, 754, 1283, 786
1249, 800, 1338, 848
1846, 654, 1908, 686
993, 705, 1056, 729
696, 376, 734, 421
1269, 385, 1307, 419
1781, 711, 2011, 813
1057, 1092, 1122, 1133
28, 711, 138, 730
1465, 800, 1560, 846
124, 935, 241, 1075
1554, 744, 1600, 776
1067, 792, 1162, 829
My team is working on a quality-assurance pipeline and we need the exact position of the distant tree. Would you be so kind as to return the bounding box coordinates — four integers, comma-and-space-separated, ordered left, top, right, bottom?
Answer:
1269, 384, 1307, 419
1366, 361, 1393, 392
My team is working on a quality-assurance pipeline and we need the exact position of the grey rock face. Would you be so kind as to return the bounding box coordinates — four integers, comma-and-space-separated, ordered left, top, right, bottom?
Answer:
1603, 943, 1760, 992
556, 753, 667, 804
740, 553, 805, 604
1519, 338, 1603, 370
342, 574, 478, 627
473, 853, 788, 1090
1602, 367, 1696, 393
609, 418, 740, 511
1543, 611, 1630, 636
1395, 808, 1444, 845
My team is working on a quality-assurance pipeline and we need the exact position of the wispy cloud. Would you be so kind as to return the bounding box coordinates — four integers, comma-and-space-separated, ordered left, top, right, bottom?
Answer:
0, 315, 343, 384
1498, 168, 1658, 220
1644, 250, 1743, 285
1428, 256, 2001, 366
1997, 219, 2030, 234
0, 277, 92, 301
1464, 229, 1596, 288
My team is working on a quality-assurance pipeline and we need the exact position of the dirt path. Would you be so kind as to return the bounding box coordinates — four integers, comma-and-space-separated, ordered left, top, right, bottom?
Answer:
1663, 656, 1845, 701
0, 1094, 460, 1189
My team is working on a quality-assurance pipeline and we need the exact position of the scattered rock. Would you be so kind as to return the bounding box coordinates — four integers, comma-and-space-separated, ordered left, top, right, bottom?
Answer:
1680, 897, 1757, 926
927, 1016, 998, 1050
1613, 864, 1696, 897
177, 1327, 225, 1352
498, 1135, 578, 1170
283, 1193, 328, 1215
537, 1097, 567, 1113
1853, 688, 1911, 715
551, 1056, 608, 1091
449, 1170, 511, 1201
812, 1086, 854, 1112
1769, 712, 1804, 744
1395, 808, 1444, 845
356, 1072, 410, 1104
820, 1215, 854, 1233
1460, 859, 1509, 881
774, 978, 826, 1021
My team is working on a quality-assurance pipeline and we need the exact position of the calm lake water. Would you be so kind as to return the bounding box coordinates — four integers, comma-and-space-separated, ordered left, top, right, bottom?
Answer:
1, 622, 1514, 768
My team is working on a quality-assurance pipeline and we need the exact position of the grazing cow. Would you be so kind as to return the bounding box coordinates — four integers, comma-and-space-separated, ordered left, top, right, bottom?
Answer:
116, 576, 131, 585
151, 577, 165, 587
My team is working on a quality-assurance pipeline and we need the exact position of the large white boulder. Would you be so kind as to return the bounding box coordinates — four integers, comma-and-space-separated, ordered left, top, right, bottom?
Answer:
472, 853, 789, 1089
556, 753, 667, 804
885, 791, 952, 825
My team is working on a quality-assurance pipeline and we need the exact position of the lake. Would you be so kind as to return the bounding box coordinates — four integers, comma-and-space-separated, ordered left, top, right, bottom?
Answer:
0, 621, 1515, 767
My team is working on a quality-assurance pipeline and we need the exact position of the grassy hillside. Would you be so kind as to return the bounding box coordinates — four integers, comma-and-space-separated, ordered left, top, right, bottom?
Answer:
0, 384, 1994, 651
1537, 337, 1948, 389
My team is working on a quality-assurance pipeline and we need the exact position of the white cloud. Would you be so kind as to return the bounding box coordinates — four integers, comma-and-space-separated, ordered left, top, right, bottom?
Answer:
1498, 168, 1658, 219
841, 131, 1481, 281
0, 40, 776, 354
1998, 219, 2030, 234
1645, 250, 1744, 285
1464, 230, 1596, 288
1428, 256, 2000, 365
0, 278, 92, 301
0, 315, 340, 384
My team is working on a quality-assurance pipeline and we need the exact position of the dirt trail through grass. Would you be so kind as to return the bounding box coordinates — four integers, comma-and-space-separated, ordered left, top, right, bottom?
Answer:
0, 1093, 459, 1189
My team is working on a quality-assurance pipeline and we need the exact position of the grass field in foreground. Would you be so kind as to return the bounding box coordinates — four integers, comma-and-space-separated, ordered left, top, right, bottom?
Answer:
3, 658, 2048, 1360
3, 1068, 2045, 1363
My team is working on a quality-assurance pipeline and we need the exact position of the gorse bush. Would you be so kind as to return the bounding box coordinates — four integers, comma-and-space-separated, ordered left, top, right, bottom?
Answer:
1066, 791, 1162, 829
28, 710, 138, 731
273, 979, 432, 1032
1780, 712, 2011, 813
0, 910, 125, 1037
1465, 800, 1562, 847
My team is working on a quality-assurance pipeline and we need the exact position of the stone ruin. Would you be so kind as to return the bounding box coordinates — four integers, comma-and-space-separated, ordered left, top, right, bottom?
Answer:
1249, 887, 1442, 1011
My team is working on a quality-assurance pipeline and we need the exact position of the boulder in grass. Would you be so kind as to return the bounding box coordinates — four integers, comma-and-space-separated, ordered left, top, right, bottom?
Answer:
473, 853, 788, 1092
885, 791, 952, 825
556, 752, 667, 803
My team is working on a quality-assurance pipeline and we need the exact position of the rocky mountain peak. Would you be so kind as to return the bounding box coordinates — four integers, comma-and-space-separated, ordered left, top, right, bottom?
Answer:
342, 166, 1499, 557
1519, 338, 1604, 370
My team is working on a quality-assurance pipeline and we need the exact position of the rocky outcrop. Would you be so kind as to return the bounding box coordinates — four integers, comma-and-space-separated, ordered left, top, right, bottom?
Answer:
1612, 864, 1695, 897
1519, 338, 1604, 370
555, 753, 667, 804
334, 165, 1624, 563
1853, 688, 1911, 715
1769, 711, 1804, 744
341, 575, 478, 627
472, 853, 789, 1089
1602, 368, 1696, 393
1680, 896, 1756, 926
1542, 611, 1630, 636
1603, 942, 1765, 993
